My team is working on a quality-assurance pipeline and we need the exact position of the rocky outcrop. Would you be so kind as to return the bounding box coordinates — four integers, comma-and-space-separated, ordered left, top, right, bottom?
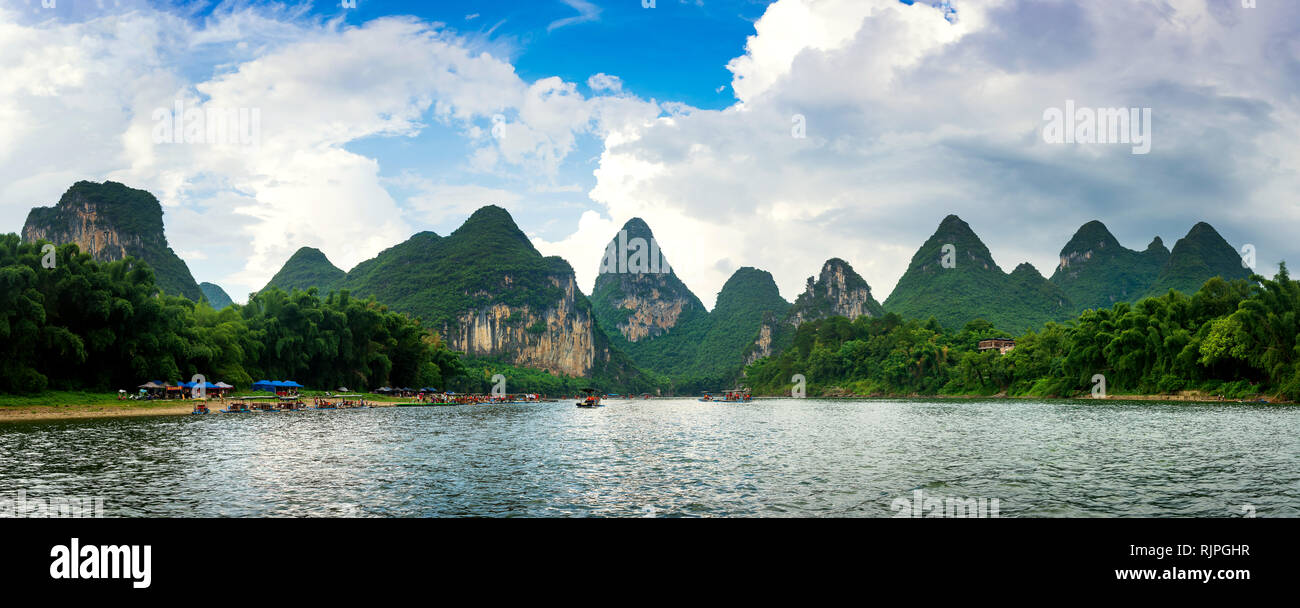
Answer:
788, 258, 884, 328
745, 314, 779, 365
23, 207, 137, 262
590, 217, 711, 376
445, 274, 597, 377
602, 282, 694, 343
22, 181, 202, 300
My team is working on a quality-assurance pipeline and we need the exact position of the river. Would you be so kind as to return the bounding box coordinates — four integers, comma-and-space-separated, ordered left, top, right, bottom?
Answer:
0, 398, 1295, 517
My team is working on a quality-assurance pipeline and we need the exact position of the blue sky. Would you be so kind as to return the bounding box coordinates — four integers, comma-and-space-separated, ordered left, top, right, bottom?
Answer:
1, 0, 1295, 306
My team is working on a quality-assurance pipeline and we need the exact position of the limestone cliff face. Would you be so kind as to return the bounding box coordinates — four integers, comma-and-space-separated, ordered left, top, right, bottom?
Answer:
591, 217, 706, 345
22, 201, 140, 262
589, 217, 711, 376
745, 315, 777, 366
22, 181, 202, 300
602, 277, 696, 342
445, 274, 597, 377
788, 258, 884, 328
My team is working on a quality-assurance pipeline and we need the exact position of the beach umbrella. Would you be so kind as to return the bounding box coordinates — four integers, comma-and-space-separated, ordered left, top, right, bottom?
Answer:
214, 382, 233, 389
337, 387, 349, 392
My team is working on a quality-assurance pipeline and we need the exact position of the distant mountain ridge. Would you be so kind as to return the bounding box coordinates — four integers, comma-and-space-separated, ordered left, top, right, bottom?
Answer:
22, 181, 203, 300
262, 247, 344, 294
746, 258, 882, 366
1144, 222, 1251, 298
1049, 220, 1169, 312
588, 220, 792, 388
200, 282, 234, 309
883, 215, 1074, 333
14, 181, 1259, 390
263, 206, 639, 383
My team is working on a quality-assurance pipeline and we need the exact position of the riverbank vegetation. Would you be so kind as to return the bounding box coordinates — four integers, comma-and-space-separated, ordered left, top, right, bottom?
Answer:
0, 237, 465, 394
746, 268, 1300, 401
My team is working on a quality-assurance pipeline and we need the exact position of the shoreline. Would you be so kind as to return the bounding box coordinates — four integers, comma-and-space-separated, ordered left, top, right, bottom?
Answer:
0, 391, 1290, 423
0, 397, 406, 423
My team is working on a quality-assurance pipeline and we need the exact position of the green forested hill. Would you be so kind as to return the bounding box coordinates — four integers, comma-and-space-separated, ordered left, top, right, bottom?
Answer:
262, 247, 345, 294
200, 282, 234, 309
747, 269, 1300, 402
339, 207, 573, 327
1145, 222, 1251, 298
882, 215, 1073, 333
1049, 220, 1168, 312
261, 205, 643, 387
693, 267, 790, 379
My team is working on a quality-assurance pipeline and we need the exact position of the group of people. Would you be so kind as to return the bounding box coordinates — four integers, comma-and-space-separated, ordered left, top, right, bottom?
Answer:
410, 392, 545, 404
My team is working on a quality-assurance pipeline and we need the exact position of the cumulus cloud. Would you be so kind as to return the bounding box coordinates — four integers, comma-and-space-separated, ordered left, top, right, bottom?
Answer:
0, 5, 657, 301
542, 0, 1300, 305
3, 0, 1297, 315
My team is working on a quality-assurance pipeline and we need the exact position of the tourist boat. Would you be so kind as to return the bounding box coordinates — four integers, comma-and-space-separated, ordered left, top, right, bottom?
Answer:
220, 398, 253, 414
276, 396, 306, 411
576, 388, 603, 408
246, 396, 281, 412
702, 389, 752, 403
311, 397, 337, 410
191, 402, 210, 415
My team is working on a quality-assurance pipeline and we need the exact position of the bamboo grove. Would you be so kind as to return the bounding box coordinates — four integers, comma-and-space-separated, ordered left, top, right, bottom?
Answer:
0, 236, 464, 394
745, 268, 1300, 400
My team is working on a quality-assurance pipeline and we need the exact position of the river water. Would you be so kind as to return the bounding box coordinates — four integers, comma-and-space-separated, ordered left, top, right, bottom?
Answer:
0, 398, 1295, 517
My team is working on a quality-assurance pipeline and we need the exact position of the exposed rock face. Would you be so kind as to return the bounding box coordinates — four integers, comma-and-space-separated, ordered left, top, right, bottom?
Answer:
745, 314, 778, 365
23, 207, 136, 261
447, 275, 596, 377
591, 218, 705, 344
22, 181, 202, 300
603, 281, 694, 343
270, 205, 634, 381
589, 217, 711, 376
788, 258, 884, 328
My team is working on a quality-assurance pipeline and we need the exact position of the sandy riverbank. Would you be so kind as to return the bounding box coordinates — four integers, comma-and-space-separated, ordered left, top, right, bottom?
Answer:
0, 399, 406, 423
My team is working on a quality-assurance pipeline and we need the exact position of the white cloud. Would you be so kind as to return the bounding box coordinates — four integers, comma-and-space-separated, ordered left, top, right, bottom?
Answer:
548, 0, 602, 32
4, 0, 1297, 318
545, 0, 1300, 305
0, 7, 657, 301
587, 73, 622, 93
